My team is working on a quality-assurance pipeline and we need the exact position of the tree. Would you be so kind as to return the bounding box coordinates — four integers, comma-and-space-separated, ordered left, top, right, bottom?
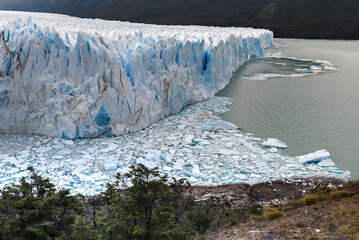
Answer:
187, 209, 211, 234
99, 164, 190, 240
0, 167, 83, 239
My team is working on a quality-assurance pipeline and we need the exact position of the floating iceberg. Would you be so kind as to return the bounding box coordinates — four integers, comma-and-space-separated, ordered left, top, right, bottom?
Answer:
0, 11, 272, 139
189, 120, 239, 132
262, 138, 288, 149
297, 150, 331, 164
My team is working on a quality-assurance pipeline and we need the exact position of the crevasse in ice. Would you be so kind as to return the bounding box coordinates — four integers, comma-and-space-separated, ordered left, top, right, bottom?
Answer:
0, 11, 273, 138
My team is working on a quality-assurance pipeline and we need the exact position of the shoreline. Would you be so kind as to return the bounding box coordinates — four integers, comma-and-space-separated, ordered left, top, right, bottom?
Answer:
189, 177, 346, 208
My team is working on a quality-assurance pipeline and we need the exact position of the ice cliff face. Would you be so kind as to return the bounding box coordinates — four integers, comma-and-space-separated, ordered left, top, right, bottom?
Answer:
0, 11, 273, 138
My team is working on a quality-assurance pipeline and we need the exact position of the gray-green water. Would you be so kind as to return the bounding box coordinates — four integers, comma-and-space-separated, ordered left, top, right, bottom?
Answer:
217, 39, 359, 179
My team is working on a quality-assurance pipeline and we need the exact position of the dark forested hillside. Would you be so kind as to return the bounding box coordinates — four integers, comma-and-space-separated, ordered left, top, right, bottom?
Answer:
1, 0, 359, 39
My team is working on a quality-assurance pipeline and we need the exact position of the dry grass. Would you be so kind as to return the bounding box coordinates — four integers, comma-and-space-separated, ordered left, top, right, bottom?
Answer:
263, 207, 283, 220
208, 181, 359, 240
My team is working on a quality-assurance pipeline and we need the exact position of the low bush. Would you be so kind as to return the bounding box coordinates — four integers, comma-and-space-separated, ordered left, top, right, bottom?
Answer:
330, 190, 352, 199
263, 207, 283, 220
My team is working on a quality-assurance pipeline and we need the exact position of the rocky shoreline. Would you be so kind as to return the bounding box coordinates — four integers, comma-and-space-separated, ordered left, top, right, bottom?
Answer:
190, 177, 345, 208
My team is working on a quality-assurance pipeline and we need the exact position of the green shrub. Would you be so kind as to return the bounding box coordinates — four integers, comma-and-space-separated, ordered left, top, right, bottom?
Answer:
0, 167, 83, 240
187, 209, 211, 234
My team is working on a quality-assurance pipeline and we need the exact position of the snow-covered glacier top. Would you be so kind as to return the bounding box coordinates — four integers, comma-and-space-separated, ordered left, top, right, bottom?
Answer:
0, 11, 273, 138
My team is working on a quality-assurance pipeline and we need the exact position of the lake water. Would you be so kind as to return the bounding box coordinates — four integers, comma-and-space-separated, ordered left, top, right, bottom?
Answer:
218, 39, 359, 180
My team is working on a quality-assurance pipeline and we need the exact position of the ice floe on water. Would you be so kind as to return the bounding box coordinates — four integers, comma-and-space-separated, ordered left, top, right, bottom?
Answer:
239, 53, 338, 81
0, 97, 350, 194
262, 138, 288, 149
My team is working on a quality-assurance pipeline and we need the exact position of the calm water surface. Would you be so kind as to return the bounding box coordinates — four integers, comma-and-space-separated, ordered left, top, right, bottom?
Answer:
217, 39, 359, 179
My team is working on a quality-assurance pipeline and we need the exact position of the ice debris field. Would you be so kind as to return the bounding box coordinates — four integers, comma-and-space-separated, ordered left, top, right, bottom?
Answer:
0, 11, 272, 138
0, 97, 350, 194
0, 12, 350, 194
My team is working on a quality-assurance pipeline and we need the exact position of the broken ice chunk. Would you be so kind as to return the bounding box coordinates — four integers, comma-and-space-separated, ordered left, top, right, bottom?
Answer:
182, 135, 194, 145
163, 166, 173, 171
144, 161, 157, 169
99, 143, 117, 153
189, 120, 238, 132
144, 150, 162, 163
62, 140, 74, 145
187, 110, 214, 123
173, 161, 184, 171
318, 159, 336, 167
188, 176, 198, 183
268, 147, 278, 153
297, 150, 331, 164
262, 138, 287, 149
35, 146, 52, 153
217, 148, 240, 155
191, 164, 208, 179
104, 162, 118, 171
5, 156, 23, 165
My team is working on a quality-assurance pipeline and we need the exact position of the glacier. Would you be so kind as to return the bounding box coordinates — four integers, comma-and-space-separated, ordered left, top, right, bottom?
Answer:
0, 11, 273, 138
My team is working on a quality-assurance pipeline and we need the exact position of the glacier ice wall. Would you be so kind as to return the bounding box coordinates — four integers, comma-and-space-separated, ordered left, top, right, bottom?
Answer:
0, 11, 273, 138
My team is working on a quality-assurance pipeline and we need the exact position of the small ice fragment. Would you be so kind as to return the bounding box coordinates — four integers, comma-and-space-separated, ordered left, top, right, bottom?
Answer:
263, 52, 281, 58
262, 138, 287, 149
297, 150, 331, 164
177, 125, 186, 130
189, 120, 238, 132
318, 159, 336, 167
220, 137, 232, 142
191, 164, 208, 179
173, 162, 183, 171
217, 148, 240, 155
35, 146, 52, 153
329, 169, 344, 174
100, 143, 117, 153
188, 176, 198, 183
144, 161, 157, 169
310, 66, 322, 70
188, 110, 214, 123
268, 147, 278, 153
142, 144, 152, 149
296, 68, 310, 72
182, 135, 194, 145
206, 121, 238, 130
5, 156, 19, 164
145, 150, 162, 163
62, 140, 74, 145
19, 150, 30, 157
231, 155, 242, 161
201, 140, 210, 145
11, 171, 29, 179
163, 166, 172, 171
104, 162, 118, 171
161, 153, 172, 163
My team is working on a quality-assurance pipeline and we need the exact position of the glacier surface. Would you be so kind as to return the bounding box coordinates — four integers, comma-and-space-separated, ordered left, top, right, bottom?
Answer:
0, 11, 273, 138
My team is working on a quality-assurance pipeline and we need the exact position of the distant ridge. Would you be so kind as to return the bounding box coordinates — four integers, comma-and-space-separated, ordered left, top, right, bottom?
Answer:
1, 0, 359, 39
